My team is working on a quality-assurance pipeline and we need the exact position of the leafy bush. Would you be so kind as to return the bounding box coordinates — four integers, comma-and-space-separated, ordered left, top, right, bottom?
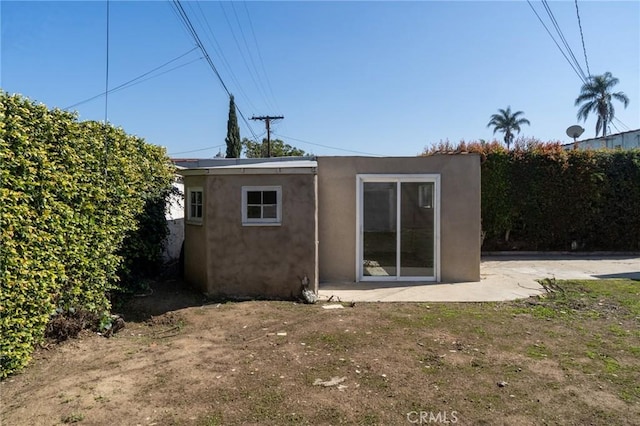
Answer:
423, 139, 640, 251
0, 92, 174, 377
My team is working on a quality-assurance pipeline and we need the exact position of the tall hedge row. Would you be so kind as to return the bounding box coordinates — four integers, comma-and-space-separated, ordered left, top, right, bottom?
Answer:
425, 140, 640, 251
0, 92, 174, 377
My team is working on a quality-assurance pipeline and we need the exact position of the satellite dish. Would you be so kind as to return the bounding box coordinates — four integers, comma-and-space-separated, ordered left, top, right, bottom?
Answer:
566, 125, 585, 140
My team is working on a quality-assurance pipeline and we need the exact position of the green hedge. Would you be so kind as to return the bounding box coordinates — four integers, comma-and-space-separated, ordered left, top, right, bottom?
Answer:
0, 92, 174, 377
424, 140, 640, 251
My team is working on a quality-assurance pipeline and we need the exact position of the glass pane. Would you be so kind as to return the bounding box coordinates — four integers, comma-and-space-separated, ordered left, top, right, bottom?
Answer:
247, 205, 261, 219
263, 191, 277, 204
400, 182, 434, 277
263, 205, 277, 219
247, 191, 261, 205
362, 182, 397, 276
418, 184, 432, 208
195, 205, 202, 218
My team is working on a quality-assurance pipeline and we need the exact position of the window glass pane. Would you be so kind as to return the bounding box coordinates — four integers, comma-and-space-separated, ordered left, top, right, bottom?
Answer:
189, 190, 202, 219
362, 182, 397, 276
263, 205, 277, 219
247, 191, 261, 205
263, 191, 277, 204
418, 184, 433, 209
401, 182, 434, 277
247, 205, 262, 219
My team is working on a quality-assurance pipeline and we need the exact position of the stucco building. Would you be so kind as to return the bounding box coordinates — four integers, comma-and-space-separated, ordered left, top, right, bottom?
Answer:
179, 155, 480, 299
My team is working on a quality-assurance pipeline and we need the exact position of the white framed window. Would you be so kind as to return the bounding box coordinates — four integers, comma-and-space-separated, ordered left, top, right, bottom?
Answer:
187, 187, 203, 224
242, 186, 282, 226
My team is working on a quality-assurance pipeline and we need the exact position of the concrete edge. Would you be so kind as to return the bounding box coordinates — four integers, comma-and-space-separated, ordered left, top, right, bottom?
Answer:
482, 251, 640, 257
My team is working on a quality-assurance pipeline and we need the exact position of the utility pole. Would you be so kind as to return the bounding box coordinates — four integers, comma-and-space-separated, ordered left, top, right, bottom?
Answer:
250, 115, 284, 157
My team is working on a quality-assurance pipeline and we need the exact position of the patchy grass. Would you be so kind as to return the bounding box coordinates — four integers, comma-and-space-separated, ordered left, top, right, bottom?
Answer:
61, 413, 84, 424
1, 279, 639, 425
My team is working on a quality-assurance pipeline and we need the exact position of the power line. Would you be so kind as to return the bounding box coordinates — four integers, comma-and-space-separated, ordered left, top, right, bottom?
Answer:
170, 0, 259, 141
527, 0, 629, 131
230, 1, 277, 112
103, 0, 110, 178
610, 121, 621, 134
108, 57, 203, 95
527, 2, 633, 134
613, 117, 631, 132
540, 0, 588, 82
574, 0, 591, 77
65, 48, 200, 110
169, 144, 226, 156
243, 1, 280, 112
272, 132, 384, 157
218, 1, 274, 112
166, 0, 196, 45
191, 1, 259, 114
526, 0, 587, 84
104, 0, 110, 125
171, 0, 230, 95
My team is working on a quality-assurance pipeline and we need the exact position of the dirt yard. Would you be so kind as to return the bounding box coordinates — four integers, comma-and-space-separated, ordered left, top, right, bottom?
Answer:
1, 278, 639, 425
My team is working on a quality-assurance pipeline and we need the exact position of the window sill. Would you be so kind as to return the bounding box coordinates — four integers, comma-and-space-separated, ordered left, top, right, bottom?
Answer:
186, 219, 203, 226
242, 222, 282, 227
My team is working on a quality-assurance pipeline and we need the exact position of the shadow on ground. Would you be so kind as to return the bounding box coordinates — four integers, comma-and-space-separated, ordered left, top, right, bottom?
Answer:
116, 279, 210, 322
593, 272, 640, 281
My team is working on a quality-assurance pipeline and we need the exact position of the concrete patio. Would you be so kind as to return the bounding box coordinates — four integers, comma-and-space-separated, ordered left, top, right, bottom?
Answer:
318, 254, 640, 302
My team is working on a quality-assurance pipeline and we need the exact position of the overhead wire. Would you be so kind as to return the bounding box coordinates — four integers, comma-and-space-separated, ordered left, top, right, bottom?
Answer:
610, 120, 622, 133
529, 0, 632, 133
526, 0, 587, 84
613, 117, 631, 132
574, 0, 591, 77
104, 0, 110, 125
243, 1, 280, 112
272, 132, 384, 157
169, 144, 227, 156
107, 57, 204, 94
170, 0, 259, 141
569, 1, 629, 131
230, 1, 276, 112
166, 0, 197, 46
103, 0, 110, 178
171, 1, 231, 95
540, 0, 588, 82
191, 1, 259, 113
218, 1, 274, 112
65, 47, 200, 110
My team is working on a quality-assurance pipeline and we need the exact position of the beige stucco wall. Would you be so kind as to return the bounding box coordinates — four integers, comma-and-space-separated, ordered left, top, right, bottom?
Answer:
317, 155, 481, 283
183, 173, 318, 299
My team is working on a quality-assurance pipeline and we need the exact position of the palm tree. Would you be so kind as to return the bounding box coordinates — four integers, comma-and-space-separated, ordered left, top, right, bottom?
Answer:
575, 72, 629, 137
487, 106, 530, 150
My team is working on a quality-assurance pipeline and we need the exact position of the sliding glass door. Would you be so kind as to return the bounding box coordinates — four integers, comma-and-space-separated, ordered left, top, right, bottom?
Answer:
358, 175, 439, 281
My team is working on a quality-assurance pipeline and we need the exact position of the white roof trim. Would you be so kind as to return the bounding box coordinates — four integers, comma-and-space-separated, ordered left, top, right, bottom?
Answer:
179, 160, 317, 176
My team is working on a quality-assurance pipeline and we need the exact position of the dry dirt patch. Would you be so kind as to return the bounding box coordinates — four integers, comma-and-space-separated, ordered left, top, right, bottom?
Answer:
1, 279, 638, 425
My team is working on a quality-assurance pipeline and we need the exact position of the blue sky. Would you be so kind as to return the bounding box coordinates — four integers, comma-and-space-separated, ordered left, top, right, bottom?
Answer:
2, 1, 639, 157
